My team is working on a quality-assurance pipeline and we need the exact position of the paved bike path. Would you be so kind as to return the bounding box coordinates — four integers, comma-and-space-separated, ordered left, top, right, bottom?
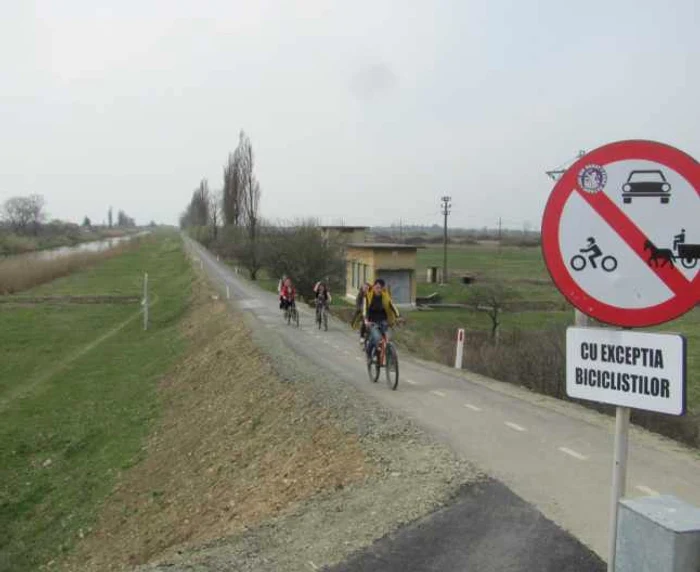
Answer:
326, 479, 604, 572
187, 239, 700, 563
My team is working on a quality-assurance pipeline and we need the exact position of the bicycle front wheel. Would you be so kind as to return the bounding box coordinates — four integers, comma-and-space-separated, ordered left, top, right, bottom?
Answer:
323, 308, 328, 331
385, 344, 399, 390
294, 308, 300, 328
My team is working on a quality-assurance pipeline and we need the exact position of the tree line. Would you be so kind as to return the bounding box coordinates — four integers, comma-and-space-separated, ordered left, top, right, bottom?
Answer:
1, 195, 137, 235
0, 195, 140, 255
180, 130, 263, 277
180, 130, 345, 299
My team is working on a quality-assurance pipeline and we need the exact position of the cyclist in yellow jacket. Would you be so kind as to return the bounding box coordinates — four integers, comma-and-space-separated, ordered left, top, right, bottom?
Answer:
363, 278, 400, 360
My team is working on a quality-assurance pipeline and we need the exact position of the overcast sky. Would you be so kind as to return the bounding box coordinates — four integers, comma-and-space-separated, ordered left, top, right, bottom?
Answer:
2, 0, 698, 228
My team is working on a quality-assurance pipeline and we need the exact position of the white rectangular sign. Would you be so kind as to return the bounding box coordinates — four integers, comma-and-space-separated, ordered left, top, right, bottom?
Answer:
566, 327, 686, 415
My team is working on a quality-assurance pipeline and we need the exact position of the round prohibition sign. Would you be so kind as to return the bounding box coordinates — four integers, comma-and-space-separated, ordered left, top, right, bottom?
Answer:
542, 140, 700, 327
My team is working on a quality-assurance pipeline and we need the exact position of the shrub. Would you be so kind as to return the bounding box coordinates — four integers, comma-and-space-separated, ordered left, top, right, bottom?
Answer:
259, 222, 345, 300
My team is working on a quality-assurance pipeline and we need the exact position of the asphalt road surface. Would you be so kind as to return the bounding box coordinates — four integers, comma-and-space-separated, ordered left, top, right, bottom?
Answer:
326, 479, 604, 572
187, 239, 700, 564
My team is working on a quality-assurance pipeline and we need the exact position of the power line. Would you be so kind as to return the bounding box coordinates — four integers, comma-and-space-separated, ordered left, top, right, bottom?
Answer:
546, 150, 587, 181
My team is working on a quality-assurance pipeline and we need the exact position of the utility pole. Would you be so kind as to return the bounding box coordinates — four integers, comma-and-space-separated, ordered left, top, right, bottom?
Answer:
498, 217, 503, 254
440, 196, 452, 285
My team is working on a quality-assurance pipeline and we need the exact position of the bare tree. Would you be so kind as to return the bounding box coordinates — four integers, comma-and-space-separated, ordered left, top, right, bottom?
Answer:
222, 151, 242, 227
261, 220, 345, 300
191, 179, 210, 227
108, 206, 113, 229
117, 210, 136, 228
468, 284, 519, 342
2, 195, 46, 235
236, 131, 262, 279
209, 189, 221, 239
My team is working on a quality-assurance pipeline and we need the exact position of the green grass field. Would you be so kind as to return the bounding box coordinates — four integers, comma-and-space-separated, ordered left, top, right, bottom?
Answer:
0, 233, 192, 572
416, 244, 566, 304
414, 243, 700, 411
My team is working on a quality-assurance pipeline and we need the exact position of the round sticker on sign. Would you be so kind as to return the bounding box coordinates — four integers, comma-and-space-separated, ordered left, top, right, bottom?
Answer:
578, 164, 608, 194
542, 140, 700, 328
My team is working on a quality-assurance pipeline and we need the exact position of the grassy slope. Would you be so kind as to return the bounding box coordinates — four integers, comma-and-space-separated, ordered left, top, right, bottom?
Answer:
0, 233, 192, 572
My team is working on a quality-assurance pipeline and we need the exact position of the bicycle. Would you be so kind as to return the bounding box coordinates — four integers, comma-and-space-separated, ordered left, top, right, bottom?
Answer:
365, 322, 399, 390
283, 302, 300, 328
316, 300, 329, 331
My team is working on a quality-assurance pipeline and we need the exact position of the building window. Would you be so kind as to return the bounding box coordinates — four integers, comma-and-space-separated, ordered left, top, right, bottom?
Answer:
363, 264, 368, 285
351, 262, 356, 289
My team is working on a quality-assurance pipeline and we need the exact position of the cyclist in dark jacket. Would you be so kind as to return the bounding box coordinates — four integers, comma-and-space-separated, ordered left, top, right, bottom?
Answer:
352, 282, 371, 343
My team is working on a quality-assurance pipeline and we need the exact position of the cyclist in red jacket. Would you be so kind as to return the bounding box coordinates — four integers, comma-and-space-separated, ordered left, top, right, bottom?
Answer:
280, 277, 296, 312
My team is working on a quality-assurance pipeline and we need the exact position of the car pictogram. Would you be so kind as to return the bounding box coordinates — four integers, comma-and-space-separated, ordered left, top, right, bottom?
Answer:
622, 170, 671, 204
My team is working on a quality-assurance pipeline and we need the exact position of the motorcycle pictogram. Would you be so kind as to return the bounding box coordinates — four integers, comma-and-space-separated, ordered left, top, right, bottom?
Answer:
570, 237, 618, 272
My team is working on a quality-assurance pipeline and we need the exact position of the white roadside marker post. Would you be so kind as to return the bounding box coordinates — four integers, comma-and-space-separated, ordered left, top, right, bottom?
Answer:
143, 272, 149, 331
455, 328, 465, 369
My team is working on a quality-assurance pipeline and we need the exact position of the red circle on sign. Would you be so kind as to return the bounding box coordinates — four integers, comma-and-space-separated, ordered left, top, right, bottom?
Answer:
541, 140, 700, 327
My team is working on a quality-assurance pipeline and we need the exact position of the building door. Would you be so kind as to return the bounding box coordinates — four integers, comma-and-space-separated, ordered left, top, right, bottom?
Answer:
377, 270, 411, 304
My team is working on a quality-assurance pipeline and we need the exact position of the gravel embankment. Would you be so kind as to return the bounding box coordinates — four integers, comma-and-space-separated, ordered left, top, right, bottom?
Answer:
138, 298, 482, 572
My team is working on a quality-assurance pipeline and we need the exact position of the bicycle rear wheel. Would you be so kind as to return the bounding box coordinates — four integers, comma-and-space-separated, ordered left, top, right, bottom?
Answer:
385, 344, 399, 390
367, 348, 380, 383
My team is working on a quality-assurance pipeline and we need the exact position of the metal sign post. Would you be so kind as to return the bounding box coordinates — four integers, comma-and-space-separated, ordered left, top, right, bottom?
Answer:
608, 406, 630, 572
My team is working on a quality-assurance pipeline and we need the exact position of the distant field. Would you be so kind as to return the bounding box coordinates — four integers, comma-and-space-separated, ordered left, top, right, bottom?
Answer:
417, 243, 550, 281
0, 233, 192, 571
416, 244, 566, 304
